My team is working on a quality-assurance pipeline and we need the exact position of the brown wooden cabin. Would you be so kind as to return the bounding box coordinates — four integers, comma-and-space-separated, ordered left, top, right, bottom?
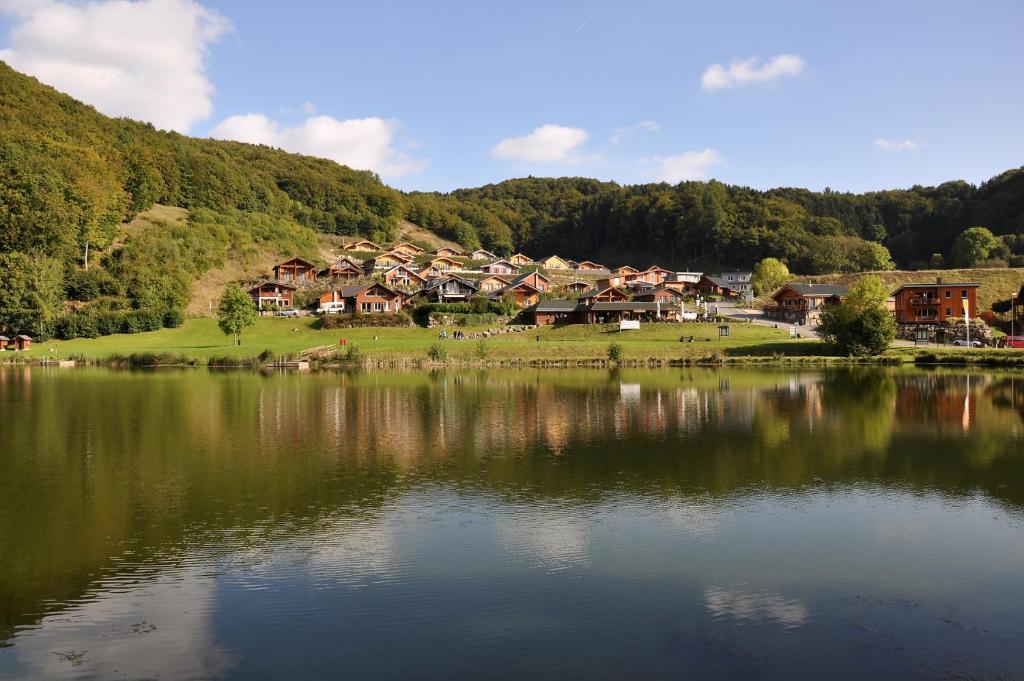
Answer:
612, 266, 639, 276
573, 260, 608, 273
434, 247, 464, 258
480, 259, 518, 275
507, 271, 551, 293
578, 286, 629, 304
0, 336, 8, 350
478, 275, 512, 292
428, 256, 464, 272
633, 287, 687, 304
532, 300, 588, 326
564, 281, 591, 294
508, 253, 534, 266
382, 265, 428, 290
891, 279, 979, 324
366, 251, 414, 270
493, 281, 541, 307
768, 283, 847, 325
346, 239, 383, 252
471, 249, 498, 261
631, 266, 672, 286
696, 275, 741, 298
391, 242, 425, 257
320, 257, 364, 282
421, 276, 480, 302
273, 258, 319, 283
250, 282, 296, 310
14, 335, 31, 351
321, 283, 404, 314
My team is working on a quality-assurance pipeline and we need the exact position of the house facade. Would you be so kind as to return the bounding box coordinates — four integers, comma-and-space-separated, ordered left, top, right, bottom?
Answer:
574, 260, 608, 272
768, 284, 847, 325
633, 287, 687, 305
480, 259, 518, 275
508, 271, 551, 293
346, 239, 382, 252
428, 256, 464, 272
422, 276, 480, 302
509, 253, 534, 266
538, 255, 571, 270
250, 282, 295, 310
892, 280, 979, 324
478, 275, 512, 292
391, 242, 425, 257
273, 258, 318, 283
471, 249, 497, 261
366, 252, 413, 270
434, 247, 463, 258
382, 265, 427, 290
321, 283, 404, 314
579, 286, 629, 303
696, 275, 741, 298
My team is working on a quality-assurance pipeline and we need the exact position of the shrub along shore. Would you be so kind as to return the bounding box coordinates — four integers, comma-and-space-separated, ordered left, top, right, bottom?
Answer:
3, 316, 1023, 369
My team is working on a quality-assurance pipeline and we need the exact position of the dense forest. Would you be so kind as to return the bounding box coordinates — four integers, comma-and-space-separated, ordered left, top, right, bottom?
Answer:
1, 60, 1023, 338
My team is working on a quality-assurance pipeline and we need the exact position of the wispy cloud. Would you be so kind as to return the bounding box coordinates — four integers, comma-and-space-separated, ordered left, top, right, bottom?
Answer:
701, 54, 805, 91
209, 113, 427, 178
0, 0, 229, 132
609, 120, 660, 146
491, 124, 589, 163
647, 148, 723, 183
873, 138, 924, 152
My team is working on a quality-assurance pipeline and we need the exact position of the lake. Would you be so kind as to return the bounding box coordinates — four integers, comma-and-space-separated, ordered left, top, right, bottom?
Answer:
0, 367, 1022, 679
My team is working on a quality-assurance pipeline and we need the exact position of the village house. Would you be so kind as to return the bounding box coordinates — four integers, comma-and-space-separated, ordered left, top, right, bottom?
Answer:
507, 270, 551, 293
573, 260, 608, 273
479, 259, 518, 275
631, 266, 673, 286
471, 249, 497, 261
563, 281, 591, 294
14, 335, 31, 351
421, 275, 480, 302
768, 283, 848, 325
633, 287, 687, 305
532, 300, 587, 326
345, 239, 383, 252
662, 272, 702, 295
492, 280, 541, 307
250, 282, 296, 310
427, 256, 464, 272
718, 271, 753, 295
892, 279, 979, 324
537, 255, 572, 270
381, 264, 427, 290
320, 283, 404, 314
612, 266, 639, 276
434, 247, 463, 258
273, 257, 319, 284
365, 251, 414, 271
579, 286, 629, 303
477, 274, 512, 292
585, 302, 679, 324
319, 257, 363, 282
696, 275, 742, 298
508, 253, 534, 266
391, 242, 425, 257
0, 335, 8, 350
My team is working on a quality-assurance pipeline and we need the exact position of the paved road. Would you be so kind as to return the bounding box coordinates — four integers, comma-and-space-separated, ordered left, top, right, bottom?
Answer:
713, 301, 821, 339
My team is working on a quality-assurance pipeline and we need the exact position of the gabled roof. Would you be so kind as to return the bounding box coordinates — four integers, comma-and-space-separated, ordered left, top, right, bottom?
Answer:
478, 274, 513, 285
383, 264, 427, 282
481, 259, 517, 269
508, 271, 551, 286
392, 241, 425, 253
574, 260, 607, 270
500, 280, 540, 293
701, 275, 740, 290
637, 286, 686, 298
336, 282, 401, 298
533, 300, 587, 313
509, 252, 533, 261
612, 266, 639, 274
578, 286, 628, 300
422, 275, 481, 292
539, 255, 570, 265
346, 239, 382, 251
435, 246, 463, 255
251, 281, 297, 292
0, 336, 9, 341
331, 256, 362, 268
274, 257, 317, 269
472, 248, 497, 258
891, 281, 981, 294
774, 283, 848, 299
429, 256, 462, 266
15, 335, 31, 340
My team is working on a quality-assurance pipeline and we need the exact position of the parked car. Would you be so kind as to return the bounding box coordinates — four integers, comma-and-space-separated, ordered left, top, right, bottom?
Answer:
317, 302, 345, 314
952, 338, 982, 347
276, 309, 301, 318
1004, 336, 1024, 349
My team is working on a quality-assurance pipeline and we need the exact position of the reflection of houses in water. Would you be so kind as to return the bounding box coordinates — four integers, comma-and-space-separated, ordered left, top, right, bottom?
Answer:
893, 374, 987, 433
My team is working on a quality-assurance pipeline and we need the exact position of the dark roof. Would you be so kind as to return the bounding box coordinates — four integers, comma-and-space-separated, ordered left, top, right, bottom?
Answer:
534, 300, 587, 312
637, 286, 686, 297
338, 285, 366, 297
578, 286, 626, 299
422, 275, 480, 292
251, 281, 297, 291
508, 271, 551, 286
15, 335, 32, 340
777, 283, 848, 298
891, 282, 981, 292
590, 302, 664, 311
701, 275, 738, 290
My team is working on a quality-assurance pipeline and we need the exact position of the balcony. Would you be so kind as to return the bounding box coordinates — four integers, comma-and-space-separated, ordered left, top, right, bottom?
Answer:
908, 296, 940, 306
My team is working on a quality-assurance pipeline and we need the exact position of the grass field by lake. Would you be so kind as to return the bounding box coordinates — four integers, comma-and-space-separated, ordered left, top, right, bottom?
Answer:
14, 317, 818, 363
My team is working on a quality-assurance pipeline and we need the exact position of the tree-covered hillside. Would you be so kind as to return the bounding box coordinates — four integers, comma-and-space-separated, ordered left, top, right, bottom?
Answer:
1, 59, 1023, 339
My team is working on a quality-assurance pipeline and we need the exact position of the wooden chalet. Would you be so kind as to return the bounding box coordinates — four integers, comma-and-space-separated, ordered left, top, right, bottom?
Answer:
345, 239, 383, 252
564, 281, 591, 294
391, 242, 425, 257
273, 258, 319, 284
421, 275, 480, 302
507, 271, 551, 293
471, 249, 497, 261
493, 280, 541, 307
538, 255, 572, 270
531, 300, 588, 325
612, 266, 639, 276
633, 287, 687, 305
428, 256, 464, 272
320, 283, 404, 314
891, 278, 979, 324
477, 274, 512, 292
578, 286, 629, 303
632, 266, 672, 286
585, 302, 679, 323
768, 283, 847, 325
434, 246, 464, 258
508, 253, 534, 266
696, 275, 742, 298
382, 264, 427, 290
320, 257, 363, 282
0, 335, 8, 350
574, 260, 608, 272
366, 251, 414, 270
479, 259, 518, 275
250, 282, 296, 310
14, 335, 31, 351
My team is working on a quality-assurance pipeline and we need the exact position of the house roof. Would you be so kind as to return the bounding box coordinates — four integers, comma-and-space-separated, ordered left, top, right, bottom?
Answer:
575, 260, 607, 270
347, 239, 382, 250
422, 275, 481, 292
383, 265, 427, 281
251, 282, 297, 292
472, 249, 497, 257
578, 286, 627, 299
533, 300, 587, 312
274, 257, 317, 269
701, 275, 739, 290
612, 266, 638, 274
590, 302, 664, 312
775, 283, 848, 298
508, 271, 551, 286
891, 282, 981, 293
481, 259, 516, 269
0, 336, 9, 341
637, 286, 686, 298
15, 335, 31, 340
478, 274, 512, 284
509, 252, 533, 261
336, 283, 400, 297
392, 241, 424, 253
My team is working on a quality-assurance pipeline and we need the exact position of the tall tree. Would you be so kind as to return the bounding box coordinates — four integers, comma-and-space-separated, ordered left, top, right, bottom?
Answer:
948, 226, 1006, 267
752, 258, 791, 296
216, 286, 258, 346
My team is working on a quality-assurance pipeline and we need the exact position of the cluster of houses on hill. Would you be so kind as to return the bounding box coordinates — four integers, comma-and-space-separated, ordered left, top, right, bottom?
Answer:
246, 240, 985, 331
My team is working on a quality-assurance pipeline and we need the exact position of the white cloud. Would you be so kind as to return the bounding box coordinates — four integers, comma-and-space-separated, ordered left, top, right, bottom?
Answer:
491, 124, 589, 163
0, 0, 229, 132
873, 138, 924, 152
209, 113, 427, 178
609, 120, 660, 146
648, 148, 723, 183
701, 54, 805, 91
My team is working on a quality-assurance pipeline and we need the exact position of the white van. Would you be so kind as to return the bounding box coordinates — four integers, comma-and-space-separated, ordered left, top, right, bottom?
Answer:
317, 301, 346, 314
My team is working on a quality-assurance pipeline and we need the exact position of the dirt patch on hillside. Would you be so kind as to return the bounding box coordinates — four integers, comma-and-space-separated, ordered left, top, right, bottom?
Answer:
397, 220, 463, 251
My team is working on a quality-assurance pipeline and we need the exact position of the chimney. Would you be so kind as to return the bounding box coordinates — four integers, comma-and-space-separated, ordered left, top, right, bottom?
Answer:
936, 277, 942, 285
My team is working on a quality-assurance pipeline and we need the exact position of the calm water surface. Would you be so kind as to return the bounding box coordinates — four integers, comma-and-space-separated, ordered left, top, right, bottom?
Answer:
0, 367, 1023, 679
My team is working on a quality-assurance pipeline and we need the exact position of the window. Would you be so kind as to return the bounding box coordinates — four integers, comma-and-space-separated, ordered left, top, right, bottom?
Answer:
945, 290, 951, 298
361, 302, 371, 312
961, 290, 968, 298
946, 308, 951, 316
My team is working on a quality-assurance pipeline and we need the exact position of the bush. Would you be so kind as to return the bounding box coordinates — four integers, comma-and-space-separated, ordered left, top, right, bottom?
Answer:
427, 343, 448, 362
344, 343, 363, 362
163, 308, 185, 328
66, 268, 120, 302
318, 311, 412, 329
474, 339, 489, 360
607, 342, 624, 362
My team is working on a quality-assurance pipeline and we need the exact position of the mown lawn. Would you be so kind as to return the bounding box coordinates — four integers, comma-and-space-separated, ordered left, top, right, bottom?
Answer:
18, 317, 809, 362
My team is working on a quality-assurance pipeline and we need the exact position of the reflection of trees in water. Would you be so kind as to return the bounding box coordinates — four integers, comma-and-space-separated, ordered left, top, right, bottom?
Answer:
1, 367, 1023, 643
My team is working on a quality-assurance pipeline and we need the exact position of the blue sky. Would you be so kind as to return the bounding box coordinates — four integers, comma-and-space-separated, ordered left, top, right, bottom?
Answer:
1, 0, 1022, 192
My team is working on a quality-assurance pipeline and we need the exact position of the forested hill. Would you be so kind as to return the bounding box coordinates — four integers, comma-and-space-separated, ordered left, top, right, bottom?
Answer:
2, 59, 1024, 338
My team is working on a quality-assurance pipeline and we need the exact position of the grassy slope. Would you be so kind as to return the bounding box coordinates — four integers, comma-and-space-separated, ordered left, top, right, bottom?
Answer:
20, 318, 800, 362
794, 267, 1024, 311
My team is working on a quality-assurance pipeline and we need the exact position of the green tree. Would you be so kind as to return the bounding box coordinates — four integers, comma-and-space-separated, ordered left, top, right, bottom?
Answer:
817, 275, 896, 356
752, 257, 791, 296
216, 286, 258, 346
0, 252, 64, 337
948, 226, 1006, 267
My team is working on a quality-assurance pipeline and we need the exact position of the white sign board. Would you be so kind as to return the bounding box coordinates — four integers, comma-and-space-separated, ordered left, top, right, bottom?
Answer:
619, 320, 641, 331
680, 312, 698, 321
